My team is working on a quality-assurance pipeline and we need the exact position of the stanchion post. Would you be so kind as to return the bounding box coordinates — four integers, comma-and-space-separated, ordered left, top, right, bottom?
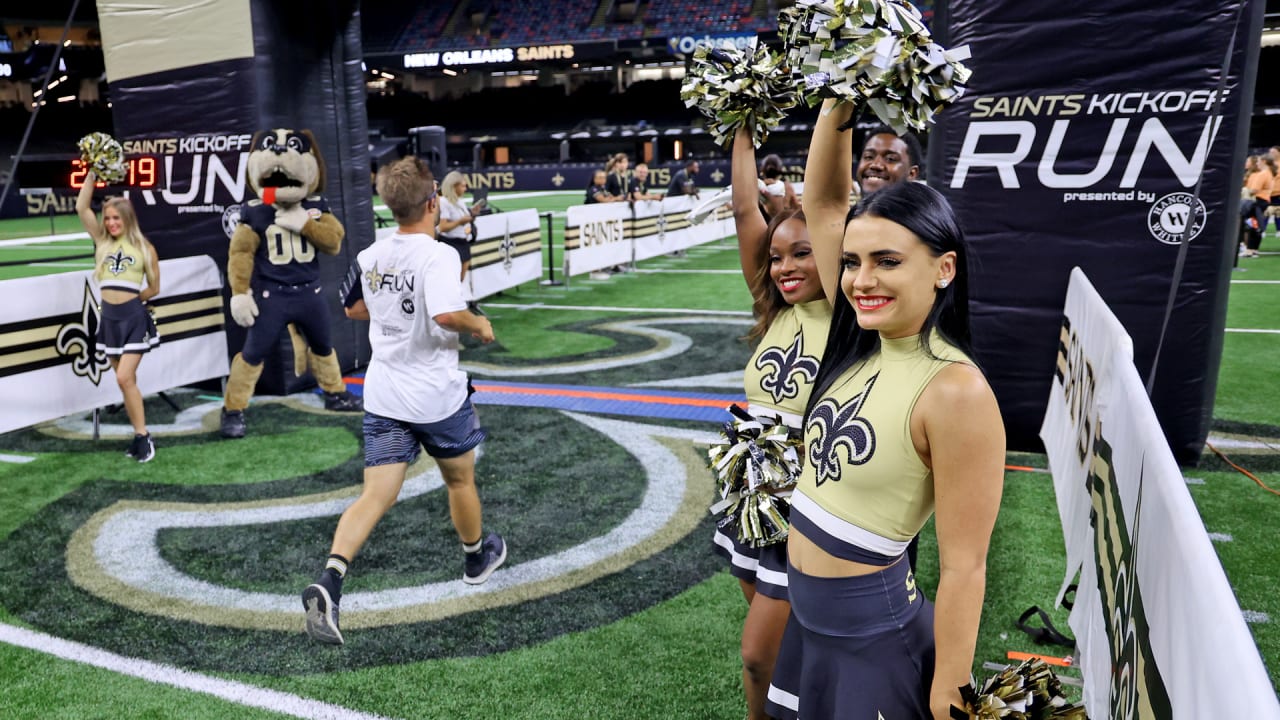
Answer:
539, 210, 563, 286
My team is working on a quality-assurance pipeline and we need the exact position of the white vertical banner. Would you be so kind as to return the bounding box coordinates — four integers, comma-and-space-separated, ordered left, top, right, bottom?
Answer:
0, 256, 229, 435
563, 202, 634, 277
1040, 267, 1280, 720
468, 208, 542, 299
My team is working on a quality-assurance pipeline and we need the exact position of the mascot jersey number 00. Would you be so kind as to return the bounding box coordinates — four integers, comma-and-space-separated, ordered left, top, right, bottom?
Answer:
221, 128, 362, 439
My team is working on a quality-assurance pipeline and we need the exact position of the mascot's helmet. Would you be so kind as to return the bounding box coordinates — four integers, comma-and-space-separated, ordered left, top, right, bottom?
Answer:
247, 129, 326, 206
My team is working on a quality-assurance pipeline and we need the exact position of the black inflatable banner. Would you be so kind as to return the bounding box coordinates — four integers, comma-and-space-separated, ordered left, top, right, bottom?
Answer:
931, 0, 1263, 463
97, 0, 375, 391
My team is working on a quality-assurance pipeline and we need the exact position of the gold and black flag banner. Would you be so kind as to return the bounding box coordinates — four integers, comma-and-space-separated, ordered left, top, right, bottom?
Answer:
0, 257, 228, 434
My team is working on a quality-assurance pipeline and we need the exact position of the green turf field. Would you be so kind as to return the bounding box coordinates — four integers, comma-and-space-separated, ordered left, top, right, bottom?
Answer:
0, 191, 1276, 719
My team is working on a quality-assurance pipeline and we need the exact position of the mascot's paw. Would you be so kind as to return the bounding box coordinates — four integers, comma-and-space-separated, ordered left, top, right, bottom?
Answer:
230, 293, 259, 327
274, 204, 310, 233
323, 391, 363, 412
220, 408, 246, 439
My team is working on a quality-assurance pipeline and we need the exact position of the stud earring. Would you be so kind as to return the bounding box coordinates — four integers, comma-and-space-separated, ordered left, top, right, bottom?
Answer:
938, 278, 950, 288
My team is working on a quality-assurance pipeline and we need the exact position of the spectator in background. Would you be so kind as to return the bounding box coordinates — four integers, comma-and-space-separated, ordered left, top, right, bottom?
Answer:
585, 169, 620, 204
1243, 153, 1273, 258
856, 124, 922, 196
605, 153, 631, 199
758, 152, 798, 221
437, 171, 481, 297
630, 163, 661, 202
1266, 146, 1280, 238
667, 159, 700, 198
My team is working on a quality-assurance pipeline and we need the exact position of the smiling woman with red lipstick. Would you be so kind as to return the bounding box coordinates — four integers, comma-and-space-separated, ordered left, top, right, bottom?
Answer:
764, 100, 1006, 720
710, 125, 834, 720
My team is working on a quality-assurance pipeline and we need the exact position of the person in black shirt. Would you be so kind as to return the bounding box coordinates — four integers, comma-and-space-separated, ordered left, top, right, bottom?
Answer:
666, 159, 700, 198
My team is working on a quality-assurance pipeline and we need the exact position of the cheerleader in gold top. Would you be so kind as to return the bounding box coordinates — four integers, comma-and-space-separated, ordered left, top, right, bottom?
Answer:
764, 100, 1005, 720
709, 125, 835, 720
76, 169, 161, 462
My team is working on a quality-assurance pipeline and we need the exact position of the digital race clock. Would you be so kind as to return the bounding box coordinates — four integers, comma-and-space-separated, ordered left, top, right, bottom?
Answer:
69, 157, 162, 189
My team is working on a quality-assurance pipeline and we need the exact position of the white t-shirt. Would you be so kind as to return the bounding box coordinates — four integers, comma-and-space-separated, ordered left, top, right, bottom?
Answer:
357, 231, 469, 423
438, 197, 470, 240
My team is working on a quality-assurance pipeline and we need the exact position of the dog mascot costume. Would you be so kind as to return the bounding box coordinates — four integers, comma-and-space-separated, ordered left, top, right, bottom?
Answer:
221, 128, 361, 438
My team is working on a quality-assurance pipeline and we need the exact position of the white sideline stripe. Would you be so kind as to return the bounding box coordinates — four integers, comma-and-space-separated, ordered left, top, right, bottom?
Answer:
1244, 610, 1271, 624
0, 452, 35, 463
1225, 328, 1280, 334
0, 622, 396, 720
29, 261, 94, 268
0, 232, 92, 247
1231, 280, 1280, 284
1205, 436, 1280, 450
631, 268, 740, 275
1183, 476, 1205, 485
480, 302, 752, 317
1208, 532, 1234, 542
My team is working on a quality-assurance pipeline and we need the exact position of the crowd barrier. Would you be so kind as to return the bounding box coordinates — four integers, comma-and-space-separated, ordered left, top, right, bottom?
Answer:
563, 194, 734, 279
1041, 268, 1280, 720
373, 208, 544, 300
0, 256, 229, 435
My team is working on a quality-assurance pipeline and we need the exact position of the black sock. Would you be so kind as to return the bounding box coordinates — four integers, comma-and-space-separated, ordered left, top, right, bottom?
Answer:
320, 554, 349, 599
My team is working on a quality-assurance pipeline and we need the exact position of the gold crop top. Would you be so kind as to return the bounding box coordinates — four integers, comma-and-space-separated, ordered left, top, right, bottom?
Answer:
94, 236, 148, 293
795, 331, 972, 542
743, 299, 831, 426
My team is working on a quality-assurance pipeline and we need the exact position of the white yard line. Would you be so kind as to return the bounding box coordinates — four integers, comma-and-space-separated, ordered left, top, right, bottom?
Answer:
1225, 328, 1280, 334
480, 302, 751, 317
0, 232, 91, 247
0, 453, 35, 464
0, 622, 396, 720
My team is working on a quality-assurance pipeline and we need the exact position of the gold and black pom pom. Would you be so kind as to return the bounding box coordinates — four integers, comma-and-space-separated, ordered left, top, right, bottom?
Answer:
778, 0, 972, 133
950, 659, 1089, 719
707, 405, 803, 547
77, 132, 127, 185
680, 43, 799, 149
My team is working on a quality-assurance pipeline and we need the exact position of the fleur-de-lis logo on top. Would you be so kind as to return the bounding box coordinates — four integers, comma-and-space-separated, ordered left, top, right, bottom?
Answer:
104, 248, 135, 276
807, 374, 878, 486
655, 211, 667, 243
363, 262, 381, 295
55, 280, 109, 386
756, 331, 820, 405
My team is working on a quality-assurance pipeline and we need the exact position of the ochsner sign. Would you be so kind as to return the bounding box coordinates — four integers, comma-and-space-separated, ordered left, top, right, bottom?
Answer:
931, 0, 1261, 464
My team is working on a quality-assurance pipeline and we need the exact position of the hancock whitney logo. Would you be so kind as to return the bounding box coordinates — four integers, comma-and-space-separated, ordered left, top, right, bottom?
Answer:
1147, 192, 1206, 245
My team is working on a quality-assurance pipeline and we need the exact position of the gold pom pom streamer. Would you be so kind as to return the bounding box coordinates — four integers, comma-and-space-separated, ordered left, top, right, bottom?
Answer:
778, 0, 972, 134
77, 132, 127, 185
949, 658, 1089, 720
707, 405, 803, 547
679, 43, 799, 149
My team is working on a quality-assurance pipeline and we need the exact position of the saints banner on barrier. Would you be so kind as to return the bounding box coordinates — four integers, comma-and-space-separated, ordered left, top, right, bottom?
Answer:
564, 195, 734, 278
0, 256, 229, 435
1040, 268, 1280, 720
469, 208, 543, 299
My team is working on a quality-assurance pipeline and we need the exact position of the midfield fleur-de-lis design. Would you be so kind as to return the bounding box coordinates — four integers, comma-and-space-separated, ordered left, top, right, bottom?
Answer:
55, 280, 109, 386
807, 373, 878, 486
104, 248, 135, 276
500, 231, 516, 271
756, 331, 820, 405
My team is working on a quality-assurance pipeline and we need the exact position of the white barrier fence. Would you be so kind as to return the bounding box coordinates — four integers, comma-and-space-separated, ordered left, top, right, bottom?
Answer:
564, 194, 734, 279
374, 208, 544, 301
0, 256, 229, 435
1040, 268, 1280, 720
